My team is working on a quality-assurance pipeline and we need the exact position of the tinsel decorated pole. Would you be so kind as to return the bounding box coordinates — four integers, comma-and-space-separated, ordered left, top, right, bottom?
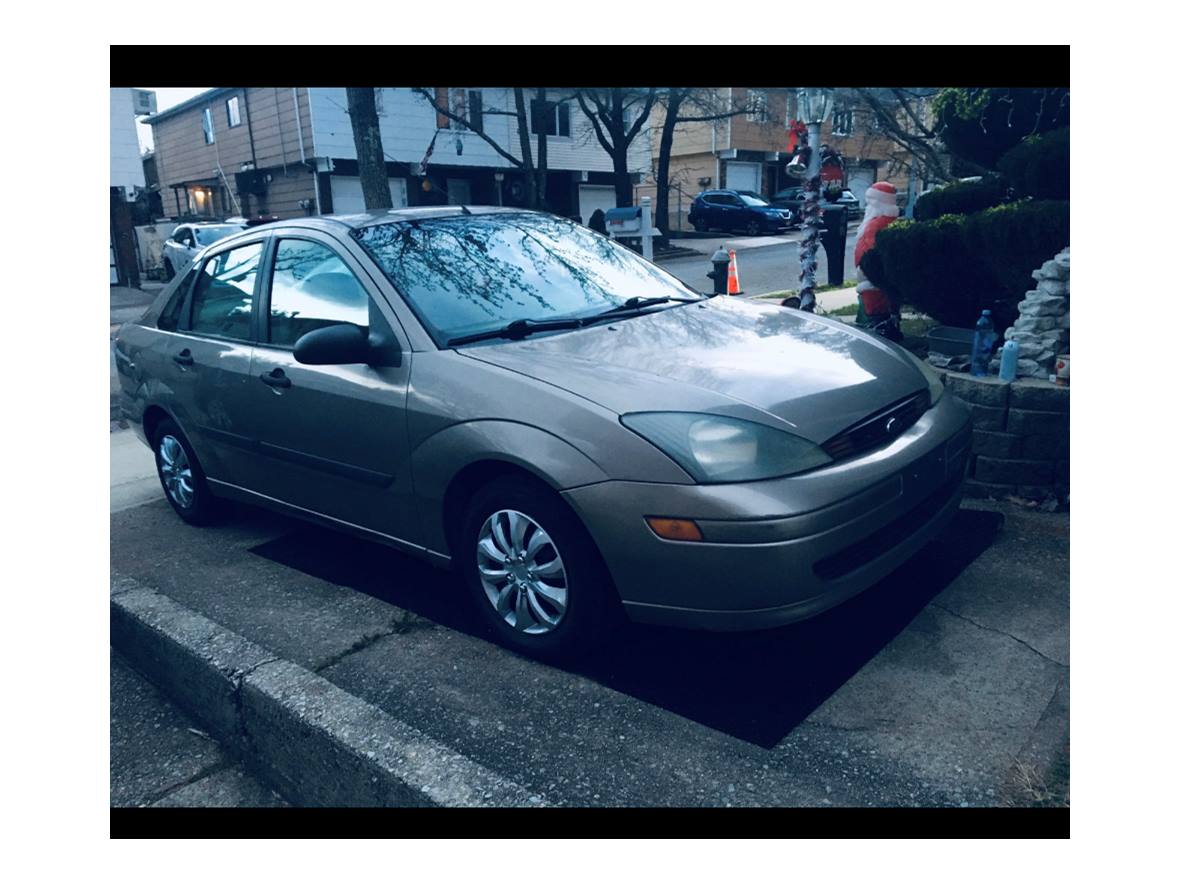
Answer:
796, 120, 823, 313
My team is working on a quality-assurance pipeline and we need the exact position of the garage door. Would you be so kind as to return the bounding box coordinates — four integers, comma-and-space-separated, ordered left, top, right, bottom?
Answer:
330, 176, 408, 214
725, 161, 762, 194
577, 185, 617, 224
847, 167, 876, 210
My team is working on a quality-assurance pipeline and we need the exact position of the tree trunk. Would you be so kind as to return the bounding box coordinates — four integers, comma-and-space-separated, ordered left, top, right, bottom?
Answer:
535, 88, 548, 210
512, 88, 539, 208
654, 90, 684, 241
345, 88, 392, 210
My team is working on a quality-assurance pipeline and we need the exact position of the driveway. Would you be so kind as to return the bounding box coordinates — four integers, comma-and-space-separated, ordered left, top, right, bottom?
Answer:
110, 427, 1069, 807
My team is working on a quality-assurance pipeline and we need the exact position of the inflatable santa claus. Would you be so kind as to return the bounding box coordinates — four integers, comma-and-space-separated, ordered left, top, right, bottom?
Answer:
853, 181, 902, 340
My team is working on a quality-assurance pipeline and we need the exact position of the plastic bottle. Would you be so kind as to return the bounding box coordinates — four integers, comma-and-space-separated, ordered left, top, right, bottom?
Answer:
998, 340, 1019, 382
970, 310, 996, 377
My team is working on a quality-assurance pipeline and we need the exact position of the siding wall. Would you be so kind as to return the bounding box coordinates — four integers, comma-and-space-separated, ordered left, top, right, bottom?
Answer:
308, 87, 650, 175
110, 88, 146, 193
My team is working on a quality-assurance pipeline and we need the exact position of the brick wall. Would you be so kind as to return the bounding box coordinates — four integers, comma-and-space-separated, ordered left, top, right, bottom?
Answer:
940, 372, 1069, 502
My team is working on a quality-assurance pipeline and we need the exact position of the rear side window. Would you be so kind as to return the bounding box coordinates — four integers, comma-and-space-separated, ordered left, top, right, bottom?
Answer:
188, 242, 262, 340
267, 239, 371, 347
157, 267, 198, 331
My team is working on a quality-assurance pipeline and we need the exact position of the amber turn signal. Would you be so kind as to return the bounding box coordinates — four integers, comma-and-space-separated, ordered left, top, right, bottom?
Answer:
645, 517, 705, 542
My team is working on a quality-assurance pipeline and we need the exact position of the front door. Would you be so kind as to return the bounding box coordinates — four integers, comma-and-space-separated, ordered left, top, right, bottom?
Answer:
243, 234, 416, 543
164, 239, 265, 485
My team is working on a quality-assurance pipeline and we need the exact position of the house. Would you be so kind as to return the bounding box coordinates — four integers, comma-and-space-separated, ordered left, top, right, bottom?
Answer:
644, 88, 926, 231
110, 87, 148, 285
144, 87, 651, 224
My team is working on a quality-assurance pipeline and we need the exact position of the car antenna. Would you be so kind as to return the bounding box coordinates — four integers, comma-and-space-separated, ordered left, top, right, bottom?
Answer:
459, 205, 472, 215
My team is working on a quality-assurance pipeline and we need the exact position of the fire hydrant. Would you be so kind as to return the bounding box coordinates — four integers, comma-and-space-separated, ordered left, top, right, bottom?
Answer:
706, 246, 729, 296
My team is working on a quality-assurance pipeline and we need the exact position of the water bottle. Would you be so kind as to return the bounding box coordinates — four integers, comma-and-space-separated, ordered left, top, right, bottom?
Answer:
998, 340, 1019, 382
970, 309, 996, 377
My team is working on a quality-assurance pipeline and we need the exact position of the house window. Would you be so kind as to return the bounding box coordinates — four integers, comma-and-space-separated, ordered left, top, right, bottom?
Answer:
435, 87, 450, 129
832, 105, 854, 137
449, 88, 484, 133
530, 98, 570, 137
745, 89, 769, 123
226, 96, 241, 128
202, 108, 215, 144
374, 88, 385, 116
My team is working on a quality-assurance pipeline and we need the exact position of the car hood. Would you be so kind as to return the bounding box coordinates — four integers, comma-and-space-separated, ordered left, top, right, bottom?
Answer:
459, 297, 927, 444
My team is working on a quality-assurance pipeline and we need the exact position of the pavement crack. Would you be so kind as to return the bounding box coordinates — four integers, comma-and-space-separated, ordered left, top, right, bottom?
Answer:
930, 602, 1067, 668
312, 628, 398, 673
140, 758, 235, 807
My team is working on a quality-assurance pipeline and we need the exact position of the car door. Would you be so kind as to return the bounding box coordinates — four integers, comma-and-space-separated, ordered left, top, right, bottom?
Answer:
161, 237, 266, 485
241, 231, 416, 543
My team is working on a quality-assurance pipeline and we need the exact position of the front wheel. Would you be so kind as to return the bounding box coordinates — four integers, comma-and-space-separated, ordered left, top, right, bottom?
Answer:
162, 259, 175, 282
745, 219, 762, 236
457, 475, 620, 663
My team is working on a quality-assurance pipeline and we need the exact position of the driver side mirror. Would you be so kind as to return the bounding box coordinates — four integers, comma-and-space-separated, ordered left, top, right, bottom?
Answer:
293, 323, 401, 367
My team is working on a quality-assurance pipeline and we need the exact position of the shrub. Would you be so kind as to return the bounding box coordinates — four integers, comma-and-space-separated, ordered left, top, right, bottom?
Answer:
933, 87, 1070, 170
873, 200, 1069, 331
997, 128, 1069, 200
964, 200, 1070, 298
914, 175, 1010, 222
873, 215, 1000, 328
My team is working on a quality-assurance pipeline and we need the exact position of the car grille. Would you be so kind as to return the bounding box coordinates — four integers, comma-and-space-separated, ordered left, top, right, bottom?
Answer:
821, 391, 931, 462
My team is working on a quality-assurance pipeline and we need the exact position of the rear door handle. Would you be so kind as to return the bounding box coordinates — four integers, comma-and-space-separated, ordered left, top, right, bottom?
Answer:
172, 349, 193, 367
260, 368, 291, 389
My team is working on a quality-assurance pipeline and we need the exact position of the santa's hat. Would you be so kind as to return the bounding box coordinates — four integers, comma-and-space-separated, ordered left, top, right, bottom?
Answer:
864, 182, 898, 205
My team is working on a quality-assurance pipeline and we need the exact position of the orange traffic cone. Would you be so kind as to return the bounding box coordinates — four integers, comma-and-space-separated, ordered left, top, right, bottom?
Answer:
727, 249, 743, 295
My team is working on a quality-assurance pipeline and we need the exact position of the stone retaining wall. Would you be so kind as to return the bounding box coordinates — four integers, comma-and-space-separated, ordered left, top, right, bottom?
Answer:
940, 371, 1069, 502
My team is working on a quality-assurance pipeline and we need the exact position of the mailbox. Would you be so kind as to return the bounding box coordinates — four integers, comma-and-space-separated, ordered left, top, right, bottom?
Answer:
605, 207, 642, 234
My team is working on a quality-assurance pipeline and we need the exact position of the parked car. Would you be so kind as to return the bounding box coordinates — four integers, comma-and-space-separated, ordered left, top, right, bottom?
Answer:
829, 189, 863, 219
161, 222, 246, 280
114, 208, 970, 661
688, 190, 793, 235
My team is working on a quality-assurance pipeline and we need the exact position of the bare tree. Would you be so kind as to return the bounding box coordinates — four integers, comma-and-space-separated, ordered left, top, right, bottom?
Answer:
412, 87, 550, 209
574, 88, 658, 208
846, 87, 964, 184
346, 88, 393, 210
652, 88, 753, 239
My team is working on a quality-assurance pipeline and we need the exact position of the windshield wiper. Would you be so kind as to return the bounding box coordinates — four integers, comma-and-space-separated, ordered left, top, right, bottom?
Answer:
585, 295, 701, 322
447, 317, 585, 347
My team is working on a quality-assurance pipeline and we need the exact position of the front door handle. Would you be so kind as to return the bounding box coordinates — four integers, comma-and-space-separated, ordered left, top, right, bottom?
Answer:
172, 349, 193, 367
260, 368, 291, 389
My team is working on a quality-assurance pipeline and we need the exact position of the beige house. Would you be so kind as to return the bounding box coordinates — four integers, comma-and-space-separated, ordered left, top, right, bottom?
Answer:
642, 88, 926, 232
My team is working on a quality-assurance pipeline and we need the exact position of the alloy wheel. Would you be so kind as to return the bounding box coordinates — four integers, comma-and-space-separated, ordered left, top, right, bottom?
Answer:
476, 509, 568, 635
158, 434, 195, 510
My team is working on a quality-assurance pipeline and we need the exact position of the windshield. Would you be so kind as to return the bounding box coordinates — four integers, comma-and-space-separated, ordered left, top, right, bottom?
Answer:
352, 212, 699, 344
740, 194, 770, 207
194, 225, 246, 246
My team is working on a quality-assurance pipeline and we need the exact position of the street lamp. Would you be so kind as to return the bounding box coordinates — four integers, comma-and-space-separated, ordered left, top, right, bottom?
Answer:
787, 87, 832, 312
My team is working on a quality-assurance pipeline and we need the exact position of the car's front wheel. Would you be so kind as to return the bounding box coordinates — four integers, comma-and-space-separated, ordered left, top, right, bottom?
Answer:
162, 258, 175, 282
457, 475, 619, 662
745, 219, 762, 236
152, 419, 220, 525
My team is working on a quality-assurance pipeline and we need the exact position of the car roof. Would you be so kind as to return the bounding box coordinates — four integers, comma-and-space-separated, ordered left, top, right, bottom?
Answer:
245, 205, 535, 234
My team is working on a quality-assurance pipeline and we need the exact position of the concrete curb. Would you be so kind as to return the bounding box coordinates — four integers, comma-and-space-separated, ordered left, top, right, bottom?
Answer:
111, 575, 544, 807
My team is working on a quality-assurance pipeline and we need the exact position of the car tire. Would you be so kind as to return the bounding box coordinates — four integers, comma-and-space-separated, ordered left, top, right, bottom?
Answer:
745, 220, 761, 236
163, 259, 175, 282
691, 219, 708, 232
457, 474, 621, 663
152, 418, 220, 525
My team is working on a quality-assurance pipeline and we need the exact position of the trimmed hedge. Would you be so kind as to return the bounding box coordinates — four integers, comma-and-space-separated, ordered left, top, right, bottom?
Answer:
997, 128, 1069, 200
913, 175, 1010, 222
873, 200, 1069, 331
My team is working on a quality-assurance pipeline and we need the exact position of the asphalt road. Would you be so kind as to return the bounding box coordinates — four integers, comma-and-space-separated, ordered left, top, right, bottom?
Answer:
110, 445, 1069, 807
659, 232, 860, 297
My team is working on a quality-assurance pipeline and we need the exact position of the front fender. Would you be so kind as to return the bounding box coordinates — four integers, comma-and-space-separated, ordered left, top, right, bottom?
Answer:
411, 419, 612, 554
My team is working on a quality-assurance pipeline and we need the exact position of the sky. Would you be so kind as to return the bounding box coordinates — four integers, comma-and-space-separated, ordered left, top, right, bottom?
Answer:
136, 87, 211, 153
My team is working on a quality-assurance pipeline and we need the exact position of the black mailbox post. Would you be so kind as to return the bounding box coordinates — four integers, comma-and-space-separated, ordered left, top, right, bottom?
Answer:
819, 204, 848, 288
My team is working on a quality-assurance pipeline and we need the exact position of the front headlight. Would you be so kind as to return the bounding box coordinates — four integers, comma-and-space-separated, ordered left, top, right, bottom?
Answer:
620, 412, 832, 484
900, 348, 944, 405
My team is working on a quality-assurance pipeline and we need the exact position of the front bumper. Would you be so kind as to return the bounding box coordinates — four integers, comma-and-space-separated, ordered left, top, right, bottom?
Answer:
562, 394, 972, 630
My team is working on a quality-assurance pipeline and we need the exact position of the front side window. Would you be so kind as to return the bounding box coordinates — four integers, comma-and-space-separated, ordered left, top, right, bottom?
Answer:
202, 108, 215, 144
188, 242, 261, 340
353, 213, 698, 345
226, 95, 241, 127
267, 240, 371, 347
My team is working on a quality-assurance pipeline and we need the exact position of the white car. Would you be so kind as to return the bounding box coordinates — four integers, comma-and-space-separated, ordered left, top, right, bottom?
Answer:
161, 223, 246, 280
